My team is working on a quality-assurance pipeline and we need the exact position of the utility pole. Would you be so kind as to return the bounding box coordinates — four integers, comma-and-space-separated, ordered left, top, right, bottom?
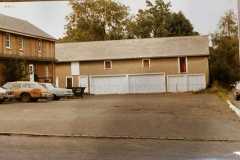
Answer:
238, 0, 240, 63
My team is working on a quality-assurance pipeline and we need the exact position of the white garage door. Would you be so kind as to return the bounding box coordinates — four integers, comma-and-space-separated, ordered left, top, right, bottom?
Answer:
90, 75, 128, 95
128, 74, 166, 93
167, 75, 188, 92
188, 74, 206, 91
167, 74, 206, 92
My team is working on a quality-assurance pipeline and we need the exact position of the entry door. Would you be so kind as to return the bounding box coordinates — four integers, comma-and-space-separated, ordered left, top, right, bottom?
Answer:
29, 64, 34, 82
66, 77, 73, 89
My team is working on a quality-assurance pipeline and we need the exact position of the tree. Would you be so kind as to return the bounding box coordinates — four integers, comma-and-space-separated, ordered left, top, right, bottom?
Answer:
61, 0, 130, 42
60, 0, 198, 42
166, 11, 198, 36
209, 10, 240, 86
219, 10, 238, 37
128, 0, 171, 38
126, 0, 197, 38
210, 36, 240, 85
4, 59, 28, 82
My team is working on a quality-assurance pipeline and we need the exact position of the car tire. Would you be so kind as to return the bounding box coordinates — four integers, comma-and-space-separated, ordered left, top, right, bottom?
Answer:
0, 99, 4, 104
21, 93, 31, 102
53, 95, 61, 101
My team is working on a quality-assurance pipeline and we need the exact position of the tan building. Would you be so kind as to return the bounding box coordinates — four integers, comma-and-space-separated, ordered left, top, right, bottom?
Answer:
0, 14, 56, 84
56, 36, 209, 94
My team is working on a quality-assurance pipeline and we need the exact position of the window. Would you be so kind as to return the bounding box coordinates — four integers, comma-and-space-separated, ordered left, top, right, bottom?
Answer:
5, 33, 11, 49
37, 40, 42, 53
18, 37, 24, 50
71, 62, 80, 75
104, 61, 112, 69
142, 59, 150, 69
179, 57, 187, 73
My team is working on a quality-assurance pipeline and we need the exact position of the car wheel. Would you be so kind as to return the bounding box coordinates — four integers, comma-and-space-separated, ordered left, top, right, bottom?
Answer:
53, 95, 61, 101
0, 99, 4, 104
21, 93, 31, 102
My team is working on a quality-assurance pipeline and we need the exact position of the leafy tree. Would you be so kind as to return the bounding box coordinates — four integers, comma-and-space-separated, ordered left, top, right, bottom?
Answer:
166, 11, 199, 36
4, 59, 28, 82
210, 36, 240, 85
219, 10, 238, 37
60, 0, 198, 42
209, 10, 240, 86
128, 0, 171, 38
61, 0, 130, 42
127, 0, 197, 38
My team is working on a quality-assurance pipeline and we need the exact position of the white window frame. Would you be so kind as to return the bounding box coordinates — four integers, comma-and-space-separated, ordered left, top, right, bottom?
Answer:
65, 76, 73, 88
104, 60, 112, 70
19, 37, 24, 51
71, 62, 80, 75
142, 59, 151, 69
5, 33, 11, 49
178, 57, 188, 73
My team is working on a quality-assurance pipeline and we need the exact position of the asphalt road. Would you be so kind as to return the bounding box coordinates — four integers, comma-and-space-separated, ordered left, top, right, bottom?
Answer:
0, 93, 239, 159
0, 93, 239, 140
0, 135, 240, 160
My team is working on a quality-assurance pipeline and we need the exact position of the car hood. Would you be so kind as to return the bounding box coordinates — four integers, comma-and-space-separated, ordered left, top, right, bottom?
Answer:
50, 88, 72, 93
0, 88, 6, 94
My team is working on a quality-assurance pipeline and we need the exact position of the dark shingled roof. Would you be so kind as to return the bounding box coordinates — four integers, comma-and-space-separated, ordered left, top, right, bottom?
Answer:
56, 36, 209, 62
0, 13, 55, 41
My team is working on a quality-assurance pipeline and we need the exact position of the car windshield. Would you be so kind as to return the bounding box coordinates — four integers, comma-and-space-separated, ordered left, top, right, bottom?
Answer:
2, 83, 21, 90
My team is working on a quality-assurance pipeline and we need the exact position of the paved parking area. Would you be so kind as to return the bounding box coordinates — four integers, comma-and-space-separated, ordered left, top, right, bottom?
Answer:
0, 93, 239, 141
0, 135, 240, 160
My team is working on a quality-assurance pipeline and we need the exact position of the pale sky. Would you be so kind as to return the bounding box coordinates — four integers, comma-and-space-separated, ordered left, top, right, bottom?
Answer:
0, 0, 237, 39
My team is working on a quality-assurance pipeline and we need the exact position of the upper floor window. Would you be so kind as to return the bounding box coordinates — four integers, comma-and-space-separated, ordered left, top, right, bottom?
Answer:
5, 33, 11, 49
104, 60, 112, 70
142, 59, 150, 69
18, 37, 24, 50
179, 57, 187, 73
38, 40, 42, 53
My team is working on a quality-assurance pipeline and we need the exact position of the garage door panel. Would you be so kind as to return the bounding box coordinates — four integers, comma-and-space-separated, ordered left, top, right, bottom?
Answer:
167, 74, 206, 92
167, 75, 188, 92
129, 74, 166, 93
90, 76, 128, 94
188, 75, 206, 91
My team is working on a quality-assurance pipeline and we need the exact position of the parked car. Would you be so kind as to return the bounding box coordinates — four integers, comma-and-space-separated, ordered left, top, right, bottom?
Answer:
234, 82, 240, 100
2, 81, 52, 102
40, 83, 73, 100
0, 87, 8, 103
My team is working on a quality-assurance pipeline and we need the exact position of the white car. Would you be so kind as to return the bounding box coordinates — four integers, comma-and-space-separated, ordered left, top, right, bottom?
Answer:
40, 83, 73, 100
234, 82, 240, 100
0, 87, 9, 103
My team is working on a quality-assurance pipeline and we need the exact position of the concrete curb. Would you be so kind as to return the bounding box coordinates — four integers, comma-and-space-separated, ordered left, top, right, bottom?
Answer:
0, 132, 239, 142
227, 100, 240, 118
